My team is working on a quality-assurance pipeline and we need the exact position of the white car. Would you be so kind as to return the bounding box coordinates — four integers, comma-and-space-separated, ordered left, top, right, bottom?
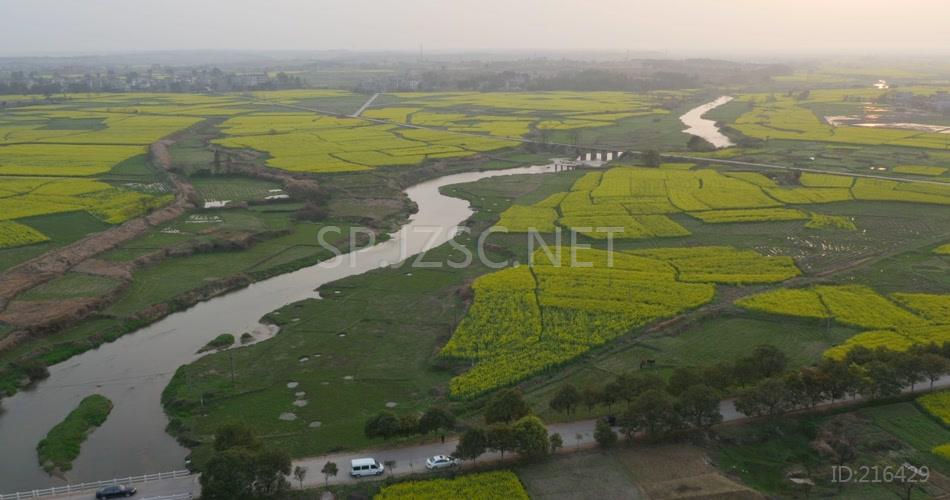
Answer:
425, 454, 460, 470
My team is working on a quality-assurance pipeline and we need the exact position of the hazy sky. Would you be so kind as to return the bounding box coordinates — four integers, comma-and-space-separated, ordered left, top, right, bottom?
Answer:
1, 0, 948, 56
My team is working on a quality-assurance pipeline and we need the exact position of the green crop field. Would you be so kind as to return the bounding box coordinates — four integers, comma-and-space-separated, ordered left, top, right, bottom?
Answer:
491, 165, 950, 242
375, 471, 529, 500
190, 176, 284, 203
732, 88, 950, 149
737, 285, 949, 359
441, 245, 799, 398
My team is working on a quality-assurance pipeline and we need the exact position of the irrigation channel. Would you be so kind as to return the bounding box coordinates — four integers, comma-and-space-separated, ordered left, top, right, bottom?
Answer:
0, 98, 734, 491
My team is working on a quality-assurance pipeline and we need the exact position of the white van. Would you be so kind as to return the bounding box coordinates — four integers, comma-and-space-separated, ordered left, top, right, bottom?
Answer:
350, 457, 384, 477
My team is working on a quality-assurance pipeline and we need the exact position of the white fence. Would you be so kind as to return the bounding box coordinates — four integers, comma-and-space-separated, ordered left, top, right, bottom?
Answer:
0, 470, 191, 500
142, 494, 193, 500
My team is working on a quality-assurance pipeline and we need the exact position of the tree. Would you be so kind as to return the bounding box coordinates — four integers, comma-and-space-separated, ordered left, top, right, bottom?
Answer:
200, 424, 290, 500
251, 449, 293, 497
817, 358, 859, 402
676, 384, 722, 429
485, 423, 518, 459
861, 361, 903, 399
733, 345, 787, 384
594, 419, 617, 448
581, 384, 601, 412
484, 388, 531, 424
668, 367, 704, 396
398, 413, 420, 435
920, 353, 949, 391
734, 377, 794, 418
293, 466, 307, 489
549, 384, 581, 415
418, 406, 456, 434
201, 447, 256, 499
616, 372, 664, 405
455, 427, 487, 464
620, 389, 678, 440
600, 382, 619, 411
641, 149, 661, 167
364, 411, 401, 439
213, 423, 261, 452
792, 367, 828, 408
549, 432, 563, 454
513, 415, 550, 461
320, 461, 338, 488
894, 352, 925, 391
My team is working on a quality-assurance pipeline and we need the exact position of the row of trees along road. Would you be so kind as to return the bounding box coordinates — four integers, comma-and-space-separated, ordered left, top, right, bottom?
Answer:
549, 342, 950, 447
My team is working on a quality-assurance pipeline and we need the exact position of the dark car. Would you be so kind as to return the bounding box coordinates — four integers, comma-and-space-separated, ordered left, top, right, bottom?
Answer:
95, 484, 137, 498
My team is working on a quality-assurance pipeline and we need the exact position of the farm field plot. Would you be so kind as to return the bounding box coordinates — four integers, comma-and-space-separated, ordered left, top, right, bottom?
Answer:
736, 285, 949, 359
493, 166, 950, 241
213, 112, 518, 173
17, 272, 121, 301
0, 176, 171, 233
517, 450, 645, 500
375, 471, 529, 500
441, 246, 799, 398
189, 176, 285, 203
0, 220, 49, 248
0, 92, 266, 249
214, 91, 680, 173
894, 165, 948, 176
716, 401, 950, 497
731, 88, 950, 149
0, 212, 112, 272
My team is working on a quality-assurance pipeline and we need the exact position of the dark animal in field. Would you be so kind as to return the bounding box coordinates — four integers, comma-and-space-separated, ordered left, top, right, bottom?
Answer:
639, 359, 656, 370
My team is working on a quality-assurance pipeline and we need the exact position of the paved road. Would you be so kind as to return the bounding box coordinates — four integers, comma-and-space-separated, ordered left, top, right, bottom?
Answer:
291, 375, 950, 488
36, 475, 199, 500
26, 374, 950, 498
351, 93, 380, 117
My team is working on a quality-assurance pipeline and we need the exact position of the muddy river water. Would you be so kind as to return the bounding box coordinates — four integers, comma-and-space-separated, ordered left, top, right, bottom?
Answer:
679, 95, 735, 148
0, 96, 736, 491
0, 163, 558, 491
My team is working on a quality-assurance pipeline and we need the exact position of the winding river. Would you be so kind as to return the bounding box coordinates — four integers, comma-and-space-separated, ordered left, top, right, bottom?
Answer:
0, 96, 736, 492
0, 163, 559, 491
679, 95, 735, 148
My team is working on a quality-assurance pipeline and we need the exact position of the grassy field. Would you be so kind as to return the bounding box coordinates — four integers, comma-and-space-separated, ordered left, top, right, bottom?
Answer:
714, 401, 950, 497
103, 211, 349, 318
36, 394, 113, 474
155, 157, 950, 463
160, 169, 582, 463
516, 443, 757, 500
0, 212, 111, 272
18, 272, 121, 301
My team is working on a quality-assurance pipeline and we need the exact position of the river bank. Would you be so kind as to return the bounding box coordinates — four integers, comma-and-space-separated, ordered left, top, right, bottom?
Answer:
0, 159, 565, 491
